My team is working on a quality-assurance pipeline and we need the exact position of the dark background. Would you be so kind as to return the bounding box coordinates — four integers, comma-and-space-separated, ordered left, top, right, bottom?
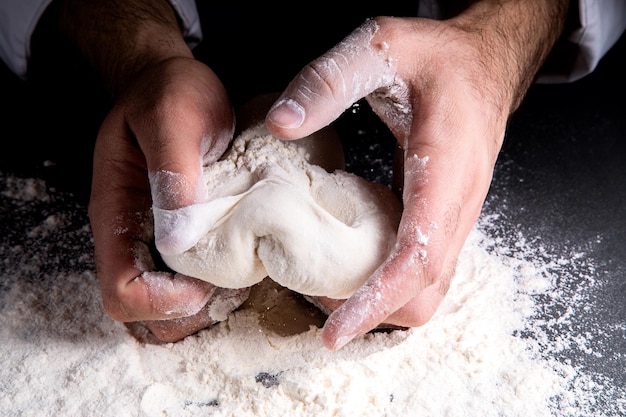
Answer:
0, 4, 624, 411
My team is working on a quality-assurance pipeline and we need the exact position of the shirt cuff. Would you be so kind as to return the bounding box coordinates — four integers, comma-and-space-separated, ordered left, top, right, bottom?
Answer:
417, 0, 626, 84
0, 0, 203, 80
539, 0, 626, 83
168, 0, 203, 49
0, 0, 53, 78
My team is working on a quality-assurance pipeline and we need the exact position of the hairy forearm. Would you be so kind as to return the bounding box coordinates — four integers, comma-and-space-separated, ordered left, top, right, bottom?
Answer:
57, 0, 193, 96
449, 0, 569, 112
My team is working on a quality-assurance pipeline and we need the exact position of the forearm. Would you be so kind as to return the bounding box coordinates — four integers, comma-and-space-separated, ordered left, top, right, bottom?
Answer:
57, 0, 193, 96
448, 0, 569, 112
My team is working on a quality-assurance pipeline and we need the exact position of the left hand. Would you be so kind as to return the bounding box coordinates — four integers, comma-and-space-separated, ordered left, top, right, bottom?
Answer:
88, 56, 245, 342
62, 0, 253, 342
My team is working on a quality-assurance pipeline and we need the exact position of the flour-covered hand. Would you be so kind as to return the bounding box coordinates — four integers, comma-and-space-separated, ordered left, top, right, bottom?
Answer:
266, 2, 568, 350
89, 56, 243, 342
73, 0, 246, 342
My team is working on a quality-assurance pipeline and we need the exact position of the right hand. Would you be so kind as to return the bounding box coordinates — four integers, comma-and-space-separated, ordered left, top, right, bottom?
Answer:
266, 5, 567, 350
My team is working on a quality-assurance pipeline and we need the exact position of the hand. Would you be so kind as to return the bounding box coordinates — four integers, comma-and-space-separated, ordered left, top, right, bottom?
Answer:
62, 0, 248, 342
88, 56, 248, 342
266, 2, 567, 350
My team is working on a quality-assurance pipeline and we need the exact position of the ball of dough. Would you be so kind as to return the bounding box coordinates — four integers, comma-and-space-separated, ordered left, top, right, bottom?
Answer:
154, 124, 401, 299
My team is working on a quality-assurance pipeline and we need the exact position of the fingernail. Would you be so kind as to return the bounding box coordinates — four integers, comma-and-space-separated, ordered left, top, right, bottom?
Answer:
268, 98, 305, 128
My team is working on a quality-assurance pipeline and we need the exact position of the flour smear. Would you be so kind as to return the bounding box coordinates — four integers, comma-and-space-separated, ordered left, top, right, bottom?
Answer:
1, 172, 624, 417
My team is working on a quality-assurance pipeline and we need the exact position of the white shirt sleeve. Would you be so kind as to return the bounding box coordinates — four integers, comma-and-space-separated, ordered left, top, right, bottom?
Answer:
167, 0, 203, 49
0, 0, 203, 79
417, 0, 626, 83
0, 0, 53, 78
541, 0, 626, 82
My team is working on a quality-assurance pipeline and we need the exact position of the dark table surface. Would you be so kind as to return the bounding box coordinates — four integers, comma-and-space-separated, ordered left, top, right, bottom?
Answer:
1, 10, 624, 414
485, 36, 626, 409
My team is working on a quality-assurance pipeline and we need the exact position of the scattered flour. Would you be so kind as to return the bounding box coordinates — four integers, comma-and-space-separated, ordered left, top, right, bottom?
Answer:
1, 170, 624, 417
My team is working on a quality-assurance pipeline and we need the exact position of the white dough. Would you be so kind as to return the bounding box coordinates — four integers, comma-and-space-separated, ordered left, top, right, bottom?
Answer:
154, 124, 402, 299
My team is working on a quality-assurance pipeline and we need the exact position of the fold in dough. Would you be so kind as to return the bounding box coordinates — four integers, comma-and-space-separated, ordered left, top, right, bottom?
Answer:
154, 124, 402, 299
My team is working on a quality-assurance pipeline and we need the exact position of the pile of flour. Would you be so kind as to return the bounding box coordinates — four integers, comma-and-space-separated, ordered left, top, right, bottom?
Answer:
1, 170, 624, 416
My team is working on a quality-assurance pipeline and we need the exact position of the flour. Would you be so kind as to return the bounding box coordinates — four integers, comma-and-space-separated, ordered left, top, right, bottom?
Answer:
1, 170, 624, 417
154, 125, 401, 299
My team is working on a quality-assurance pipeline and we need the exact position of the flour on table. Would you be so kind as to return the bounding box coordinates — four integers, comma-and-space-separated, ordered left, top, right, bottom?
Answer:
154, 124, 401, 299
1, 168, 624, 416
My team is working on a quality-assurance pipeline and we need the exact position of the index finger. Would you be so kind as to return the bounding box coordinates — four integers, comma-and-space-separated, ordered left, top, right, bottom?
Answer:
321, 148, 465, 350
92, 209, 217, 323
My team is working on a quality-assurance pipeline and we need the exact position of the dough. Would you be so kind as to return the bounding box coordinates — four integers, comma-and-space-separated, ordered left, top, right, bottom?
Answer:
154, 124, 401, 299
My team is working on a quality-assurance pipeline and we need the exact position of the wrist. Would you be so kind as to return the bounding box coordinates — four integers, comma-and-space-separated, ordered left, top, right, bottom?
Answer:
448, 0, 569, 112
58, 0, 193, 97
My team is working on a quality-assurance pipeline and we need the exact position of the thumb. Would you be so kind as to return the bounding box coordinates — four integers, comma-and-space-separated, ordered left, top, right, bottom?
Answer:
148, 130, 229, 256
266, 19, 397, 140
141, 105, 234, 255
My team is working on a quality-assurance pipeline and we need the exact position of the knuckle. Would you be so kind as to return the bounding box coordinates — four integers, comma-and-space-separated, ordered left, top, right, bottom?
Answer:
301, 57, 344, 100
100, 283, 140, 322
101, 294, 130, 322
